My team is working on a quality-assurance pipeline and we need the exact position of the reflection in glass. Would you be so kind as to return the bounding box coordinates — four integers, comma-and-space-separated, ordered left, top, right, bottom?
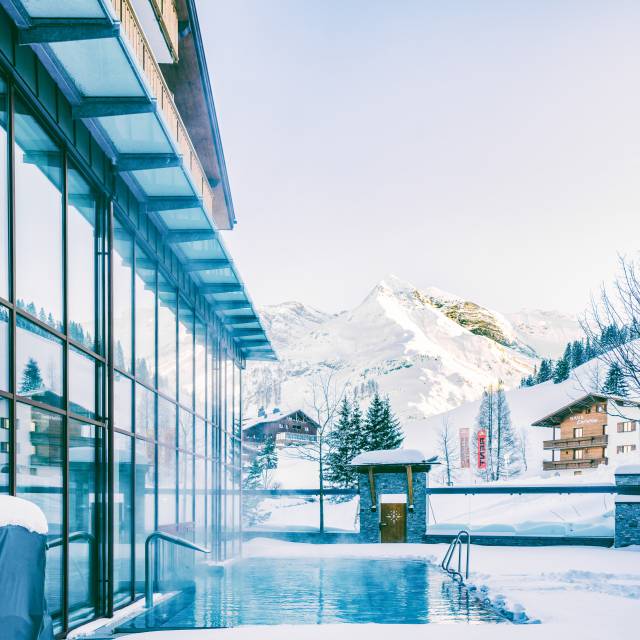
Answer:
195, 320, 206, 417
195, 456, 206, 545
113, 220, 133, 374
158, 396, 176, 447
135, 245, 155, 385
158, 277, 177, 398
234, 361, 242, 438
179, 408, 192, 452
0, 398, 8, 493
16, 316, 63, 408
114, 371, 132, 431
0, 77, 7, 300
0, 304, 8, 392
68, 420, 99, 624
15, 404, 63, 620
113, 432, 132, 605
135, 436, 156, 591
135, 383, 155, 440
158, 444, 176, 527
178, 302, 193, 408
195, 417, 205, 453
14, 96, 63, 331
69, 346, 96, 419
68, 165, 98, 351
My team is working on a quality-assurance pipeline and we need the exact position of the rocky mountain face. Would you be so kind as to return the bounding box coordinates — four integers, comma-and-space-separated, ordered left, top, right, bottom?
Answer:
243, 276, 577, 423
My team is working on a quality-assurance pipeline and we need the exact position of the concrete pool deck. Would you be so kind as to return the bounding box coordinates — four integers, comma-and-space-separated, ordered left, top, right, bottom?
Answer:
110, 539, 639, 639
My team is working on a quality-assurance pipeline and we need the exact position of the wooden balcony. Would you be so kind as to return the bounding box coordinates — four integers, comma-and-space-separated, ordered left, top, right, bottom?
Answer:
543, 435, 608, 450
543, 458, 608, 471
109, 0, 214, 217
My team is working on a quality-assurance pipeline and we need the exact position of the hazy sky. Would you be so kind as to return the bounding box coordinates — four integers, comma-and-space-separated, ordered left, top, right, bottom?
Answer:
198, 1, 640, 315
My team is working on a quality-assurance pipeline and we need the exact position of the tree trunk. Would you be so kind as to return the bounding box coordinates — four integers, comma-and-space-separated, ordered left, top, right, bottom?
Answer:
319, 439, 325, 533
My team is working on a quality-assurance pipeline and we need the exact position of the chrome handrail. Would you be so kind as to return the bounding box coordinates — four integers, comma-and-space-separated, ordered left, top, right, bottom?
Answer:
441, 530, 470, 582
145, 531, 210, 608
46, 530, 96, 550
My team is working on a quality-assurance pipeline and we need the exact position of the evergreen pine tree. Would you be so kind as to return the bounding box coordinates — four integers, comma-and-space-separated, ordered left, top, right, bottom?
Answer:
536, 359, 553, 383
255, 436, 278, 486
326, 397, 356, 487
379, 396, 403, 449
571, 340, 585, 368
362, 393, 403, 451
553, 357, 570, 383
602, 362, 628, 397
494, 386, 522, 479
19, 358, 43, 393
473, 389, 494, 482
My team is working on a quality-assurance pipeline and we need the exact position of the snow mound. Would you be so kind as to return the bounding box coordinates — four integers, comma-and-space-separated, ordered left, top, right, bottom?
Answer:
0, 495, 48, 534
351, 448, 438, 466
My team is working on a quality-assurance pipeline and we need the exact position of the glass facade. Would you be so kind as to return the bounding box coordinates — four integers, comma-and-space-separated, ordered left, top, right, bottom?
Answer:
0, 70, 245, 635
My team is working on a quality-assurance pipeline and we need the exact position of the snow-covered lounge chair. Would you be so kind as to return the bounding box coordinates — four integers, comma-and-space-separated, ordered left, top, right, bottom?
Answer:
0, 496, 54, 640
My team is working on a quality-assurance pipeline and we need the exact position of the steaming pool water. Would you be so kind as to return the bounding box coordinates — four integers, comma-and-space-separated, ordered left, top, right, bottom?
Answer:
117, 557, 508, 630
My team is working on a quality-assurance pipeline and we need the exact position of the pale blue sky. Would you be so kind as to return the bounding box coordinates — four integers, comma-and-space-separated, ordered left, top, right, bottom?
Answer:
198, 1, 640, 315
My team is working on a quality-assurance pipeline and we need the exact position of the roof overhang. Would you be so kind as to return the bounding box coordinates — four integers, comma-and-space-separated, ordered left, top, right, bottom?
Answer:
0, 0, 275, 361
531, 393, 638, 427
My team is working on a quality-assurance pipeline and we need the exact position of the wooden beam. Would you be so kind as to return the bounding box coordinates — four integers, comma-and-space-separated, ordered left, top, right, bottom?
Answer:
406, 465, 414, 512
368, 467, 377, 512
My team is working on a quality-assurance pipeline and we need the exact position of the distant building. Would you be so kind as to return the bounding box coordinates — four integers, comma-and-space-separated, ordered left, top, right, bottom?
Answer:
243, 409, 319, 447
531, 394, 640, 473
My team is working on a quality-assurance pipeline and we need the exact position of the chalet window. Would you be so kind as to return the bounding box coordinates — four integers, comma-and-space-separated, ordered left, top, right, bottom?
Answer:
617, 444, 637, 454
617, 421, 637, 433
574, 449, 584, 460
574, 427, 583, 438
596, 404, 605, 413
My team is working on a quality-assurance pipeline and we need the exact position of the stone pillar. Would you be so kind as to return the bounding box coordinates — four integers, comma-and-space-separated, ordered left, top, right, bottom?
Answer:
357, 468, 427, 543
614, 466, 640, 547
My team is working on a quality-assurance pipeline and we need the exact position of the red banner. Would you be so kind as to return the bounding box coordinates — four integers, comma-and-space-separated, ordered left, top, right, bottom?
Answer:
477, 429, 487, 470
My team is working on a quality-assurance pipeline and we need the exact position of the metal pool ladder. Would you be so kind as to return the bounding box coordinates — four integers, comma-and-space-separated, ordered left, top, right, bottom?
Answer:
441, 530, 470, 582
145, 531, 210, 608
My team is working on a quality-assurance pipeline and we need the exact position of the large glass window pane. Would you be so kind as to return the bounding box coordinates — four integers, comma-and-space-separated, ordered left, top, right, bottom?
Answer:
69, 346, 96, 419
135, 436, 156, 591
14, 97, 63, 332
158, 444, 176, 529
16, 316, 63, 408
113, 432, 132, 605
135, 383, 155, 440
0, 304, 8, 392
157, 277, 176, 398
158, 396, 176, 447
195, 320, 206, 417
68, 420, 99, 624
0, 77, 7, 301
16, 404, 63, 620
179, 408, 192, 452
114, 371, 132, 431
113, 220, 133, 374
195, 456, 206, 545
178, 451, 193, 535
68, 166, 98, 351
178, 302, 193, 408
135, 245, 155, 386
234, 361, 241, 438
195, 417, 205, 453
0, 398, 9, 493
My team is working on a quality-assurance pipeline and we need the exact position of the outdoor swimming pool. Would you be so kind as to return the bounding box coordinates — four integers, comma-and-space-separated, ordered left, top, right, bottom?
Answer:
117, 557, 508, 630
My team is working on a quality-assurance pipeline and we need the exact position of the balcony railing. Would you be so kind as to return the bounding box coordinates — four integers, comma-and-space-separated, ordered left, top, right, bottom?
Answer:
543, 435, 608, 450
543, 458, 608, 471
109, 0, 214, 216
149, 0, 179, 60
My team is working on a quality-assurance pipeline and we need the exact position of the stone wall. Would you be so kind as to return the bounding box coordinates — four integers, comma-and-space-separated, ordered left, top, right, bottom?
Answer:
357, 470, 427, 543
615, 469, 640, 547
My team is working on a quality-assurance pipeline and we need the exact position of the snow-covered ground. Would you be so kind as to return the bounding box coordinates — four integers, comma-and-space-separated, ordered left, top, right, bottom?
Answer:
120, 539, 640, 639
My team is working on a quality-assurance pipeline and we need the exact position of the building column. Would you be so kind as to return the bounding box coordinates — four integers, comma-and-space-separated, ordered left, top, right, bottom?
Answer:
615, 466, 640, 547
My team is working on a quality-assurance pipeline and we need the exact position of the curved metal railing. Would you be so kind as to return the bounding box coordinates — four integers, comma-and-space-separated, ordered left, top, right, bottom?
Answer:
145, 531, 210, 608
441, 530, 471, 582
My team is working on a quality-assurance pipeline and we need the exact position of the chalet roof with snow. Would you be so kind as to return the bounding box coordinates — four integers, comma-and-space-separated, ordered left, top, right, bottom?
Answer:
350, 448, 439, 468
242, 409, 320, 432
531, 393, 640, 428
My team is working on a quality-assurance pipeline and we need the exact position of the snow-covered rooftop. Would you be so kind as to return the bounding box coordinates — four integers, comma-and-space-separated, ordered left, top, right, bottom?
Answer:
615, 464, 640, 475
0, 495, 48, 534
350, 448, 438, 466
